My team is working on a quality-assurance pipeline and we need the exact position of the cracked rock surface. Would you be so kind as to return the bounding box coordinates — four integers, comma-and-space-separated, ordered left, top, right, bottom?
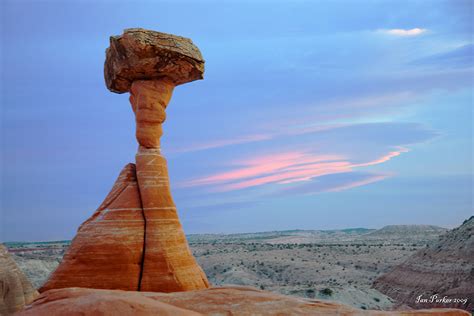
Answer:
104, 28, 205, 93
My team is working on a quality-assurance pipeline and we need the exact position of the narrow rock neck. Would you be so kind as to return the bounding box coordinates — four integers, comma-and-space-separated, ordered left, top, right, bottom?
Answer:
129, 79, 175, 149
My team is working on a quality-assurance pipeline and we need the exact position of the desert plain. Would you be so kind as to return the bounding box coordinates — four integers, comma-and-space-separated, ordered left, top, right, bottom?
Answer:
6, 224, 447, 310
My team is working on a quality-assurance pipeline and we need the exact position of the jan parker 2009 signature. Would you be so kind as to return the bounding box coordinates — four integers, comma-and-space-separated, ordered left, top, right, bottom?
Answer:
416, 294, 469, 305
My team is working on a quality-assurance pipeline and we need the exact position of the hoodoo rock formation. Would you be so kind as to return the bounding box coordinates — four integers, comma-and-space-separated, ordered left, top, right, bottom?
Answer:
0, 244, 38, 314
40, 28, 209, 293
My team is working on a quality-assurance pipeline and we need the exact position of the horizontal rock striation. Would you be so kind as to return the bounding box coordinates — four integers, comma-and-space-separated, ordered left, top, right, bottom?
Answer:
39, 164, 145, 292
373, 217, 474, 312
136, 147, 209, 292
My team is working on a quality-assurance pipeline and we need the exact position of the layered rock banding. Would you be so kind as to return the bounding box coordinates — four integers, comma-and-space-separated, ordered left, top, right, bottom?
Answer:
373, 217, 473, 311
0, 244, 38, 314
40, 164, 145, 291
40, 28, 209, 293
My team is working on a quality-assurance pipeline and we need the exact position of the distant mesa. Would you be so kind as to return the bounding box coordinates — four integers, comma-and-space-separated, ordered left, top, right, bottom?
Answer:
360, 225, 448, 242
0, 244, 38, 314
373, 217, 474, 311
364, 225, 447, 237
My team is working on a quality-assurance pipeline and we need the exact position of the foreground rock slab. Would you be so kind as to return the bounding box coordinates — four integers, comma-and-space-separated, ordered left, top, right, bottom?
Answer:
0, 244, 38, 314
17, 287, 469, 316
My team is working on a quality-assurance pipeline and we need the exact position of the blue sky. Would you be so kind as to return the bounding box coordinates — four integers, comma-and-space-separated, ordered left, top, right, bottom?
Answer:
1, 0, 472, 241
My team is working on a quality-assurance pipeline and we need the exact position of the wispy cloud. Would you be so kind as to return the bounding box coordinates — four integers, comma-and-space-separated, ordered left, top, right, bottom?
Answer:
325, 174, 389, 192
170, 92, 419, 155
182, 152, 346, 187
181, 147, 407, 192
275, 171, 391, 196
380, 28, 427, 36
354, 148, 409, 168
168, 134, 272, 153
410, 44, 474, 68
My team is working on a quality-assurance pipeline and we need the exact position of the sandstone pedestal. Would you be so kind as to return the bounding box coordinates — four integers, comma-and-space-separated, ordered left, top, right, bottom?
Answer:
40, 28, 209, 293
137, 147, 209, 292
40, 164, 145, 291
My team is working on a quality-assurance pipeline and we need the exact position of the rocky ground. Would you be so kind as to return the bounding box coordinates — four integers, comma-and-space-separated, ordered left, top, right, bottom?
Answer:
6, 225, 448, 311
17, 287, 469, 316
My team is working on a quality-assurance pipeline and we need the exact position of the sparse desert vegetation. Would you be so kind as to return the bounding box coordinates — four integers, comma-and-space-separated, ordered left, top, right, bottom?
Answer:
7, 225, 447, 310
190, 240, 422, 309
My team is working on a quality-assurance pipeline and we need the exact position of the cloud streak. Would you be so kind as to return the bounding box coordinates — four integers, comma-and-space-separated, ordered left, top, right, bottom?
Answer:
181, 147, 407, 192
325, 174, 389, 192
275, 171, 391, 196
177, 120, 436, 196
169, 92, 421, 156
380, 28, 427, 36
168, 134, 272, 154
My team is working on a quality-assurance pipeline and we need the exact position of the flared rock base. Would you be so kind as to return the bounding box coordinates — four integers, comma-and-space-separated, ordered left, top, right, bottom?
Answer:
40, 161, 209, 293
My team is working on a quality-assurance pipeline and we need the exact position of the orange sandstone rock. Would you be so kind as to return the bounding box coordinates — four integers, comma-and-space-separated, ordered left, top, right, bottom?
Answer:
129, 79, 174, 148
19, 288, 199, 316
18, 287, 470, 316
39, 164, 145, 292
136, 147, 209, 292
40, 28, 209, 293
110, 29, 209, 291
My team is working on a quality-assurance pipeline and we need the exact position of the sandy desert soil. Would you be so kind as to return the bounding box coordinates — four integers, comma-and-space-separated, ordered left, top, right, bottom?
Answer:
6, 225, 447, 310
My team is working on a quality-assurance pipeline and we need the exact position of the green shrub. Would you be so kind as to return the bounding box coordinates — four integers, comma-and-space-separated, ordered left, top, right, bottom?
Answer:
320, 288, 333, 296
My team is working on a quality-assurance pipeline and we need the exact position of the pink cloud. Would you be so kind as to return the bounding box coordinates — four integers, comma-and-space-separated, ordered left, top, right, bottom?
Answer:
218, 162, 352, 191
180, 147, 407, 192
182, 152, 344, 187
353, 147, 409, 168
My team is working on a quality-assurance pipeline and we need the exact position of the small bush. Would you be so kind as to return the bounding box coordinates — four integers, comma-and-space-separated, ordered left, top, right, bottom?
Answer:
320, 288, 333, 296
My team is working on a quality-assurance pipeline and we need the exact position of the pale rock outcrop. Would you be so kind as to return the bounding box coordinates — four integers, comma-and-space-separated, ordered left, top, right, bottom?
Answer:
0, 244, 38, 315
